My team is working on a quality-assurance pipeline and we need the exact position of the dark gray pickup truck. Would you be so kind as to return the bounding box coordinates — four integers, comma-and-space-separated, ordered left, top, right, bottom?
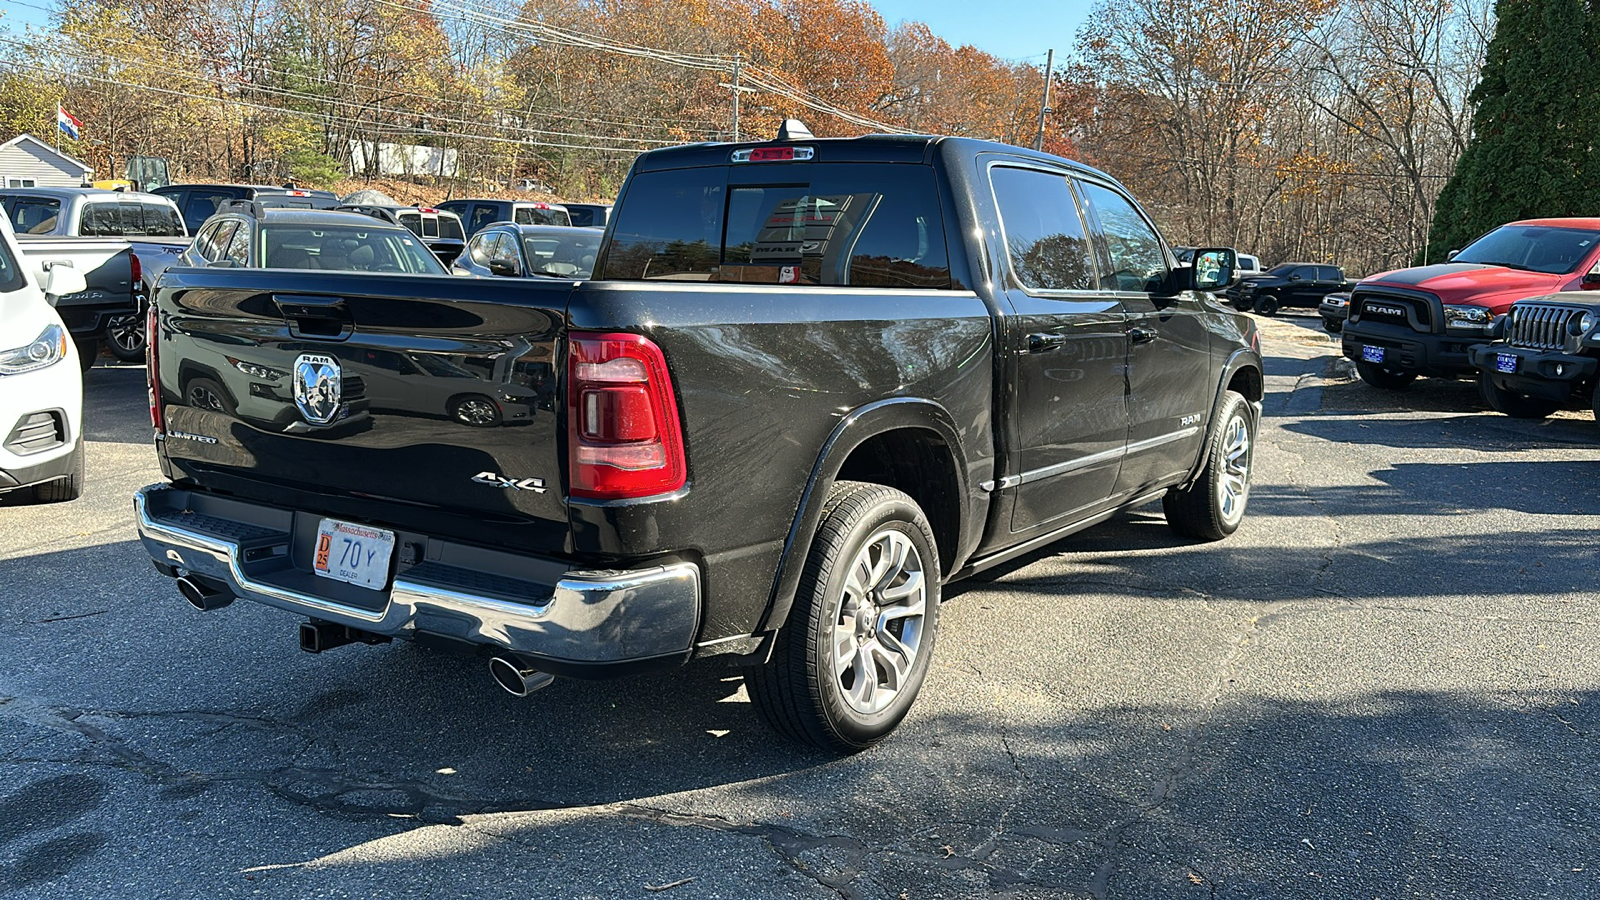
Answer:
136, 125, 1263, 751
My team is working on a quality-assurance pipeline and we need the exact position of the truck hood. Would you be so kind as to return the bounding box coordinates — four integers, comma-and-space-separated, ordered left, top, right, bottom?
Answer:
1359, 262, 1570, 308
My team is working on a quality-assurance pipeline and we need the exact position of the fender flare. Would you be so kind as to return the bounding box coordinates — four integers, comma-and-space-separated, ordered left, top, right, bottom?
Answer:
1180, 348, 1263, 491
756, 397, 973, 634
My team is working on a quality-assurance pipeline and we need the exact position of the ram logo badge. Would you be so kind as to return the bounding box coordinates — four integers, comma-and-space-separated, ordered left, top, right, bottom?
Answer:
1366, 304, 1406, 318
293, 353, 342, 425
473, 471, 548, 493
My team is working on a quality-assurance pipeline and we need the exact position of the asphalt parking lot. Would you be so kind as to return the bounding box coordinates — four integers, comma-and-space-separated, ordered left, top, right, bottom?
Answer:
2, 315, 1598, 899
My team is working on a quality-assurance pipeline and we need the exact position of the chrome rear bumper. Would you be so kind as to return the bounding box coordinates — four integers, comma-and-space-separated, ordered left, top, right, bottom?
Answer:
134, 484, 701, 666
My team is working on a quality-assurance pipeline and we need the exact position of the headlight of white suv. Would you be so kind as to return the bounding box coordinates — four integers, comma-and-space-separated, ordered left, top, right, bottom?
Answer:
1443, 304, 1492, 332
0, 323, 68, 375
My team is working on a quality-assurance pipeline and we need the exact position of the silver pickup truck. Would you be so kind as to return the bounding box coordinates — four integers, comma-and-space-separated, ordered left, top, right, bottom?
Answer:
0, 187, 190, 363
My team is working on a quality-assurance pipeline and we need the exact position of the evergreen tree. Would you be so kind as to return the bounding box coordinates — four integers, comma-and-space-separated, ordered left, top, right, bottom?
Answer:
1423, 0, 1600, 263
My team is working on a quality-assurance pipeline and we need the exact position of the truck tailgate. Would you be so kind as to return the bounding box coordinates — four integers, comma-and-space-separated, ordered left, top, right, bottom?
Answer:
153, 268, 572, 543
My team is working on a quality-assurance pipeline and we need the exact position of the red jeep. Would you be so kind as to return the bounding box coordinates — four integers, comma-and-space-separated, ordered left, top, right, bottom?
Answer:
1342, 218, 1600, 388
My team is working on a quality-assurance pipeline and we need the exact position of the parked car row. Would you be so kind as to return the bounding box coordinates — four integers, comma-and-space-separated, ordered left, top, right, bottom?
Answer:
1332, 217, 1600, 429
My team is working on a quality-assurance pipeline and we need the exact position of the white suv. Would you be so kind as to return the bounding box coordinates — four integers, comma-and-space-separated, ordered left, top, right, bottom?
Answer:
0, 212, 87, 502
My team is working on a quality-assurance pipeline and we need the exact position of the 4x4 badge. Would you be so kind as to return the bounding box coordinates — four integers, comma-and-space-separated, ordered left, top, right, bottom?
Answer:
473, 471, 547, 493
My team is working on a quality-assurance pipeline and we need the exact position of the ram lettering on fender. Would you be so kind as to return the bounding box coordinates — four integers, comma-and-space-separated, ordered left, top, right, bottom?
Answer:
472, 471, 548, 493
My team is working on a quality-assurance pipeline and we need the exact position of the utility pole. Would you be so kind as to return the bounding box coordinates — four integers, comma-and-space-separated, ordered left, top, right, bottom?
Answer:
1032, 48, 1054, 152
732, 53, 742, 142
720, 54, 755, 142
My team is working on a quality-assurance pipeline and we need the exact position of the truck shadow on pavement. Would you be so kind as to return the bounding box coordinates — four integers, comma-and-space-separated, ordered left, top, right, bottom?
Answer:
4, 538, 1599, 897
1247, 460, 1600, 517
1284, 410, 1596, 451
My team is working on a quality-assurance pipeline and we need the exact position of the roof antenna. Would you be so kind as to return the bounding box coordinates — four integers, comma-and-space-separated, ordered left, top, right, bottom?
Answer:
775, 119, 814, 141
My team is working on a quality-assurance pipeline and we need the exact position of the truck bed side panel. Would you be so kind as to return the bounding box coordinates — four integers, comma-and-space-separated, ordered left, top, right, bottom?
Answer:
568, 281, 995, 641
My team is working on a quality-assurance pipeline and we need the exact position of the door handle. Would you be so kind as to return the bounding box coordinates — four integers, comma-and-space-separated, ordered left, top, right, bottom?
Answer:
1127, 325, 1159, 344
1027, 332, 1067, 353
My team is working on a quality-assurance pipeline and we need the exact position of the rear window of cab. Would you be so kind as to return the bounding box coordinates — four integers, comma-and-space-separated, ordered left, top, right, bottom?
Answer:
598, 164, 952, 289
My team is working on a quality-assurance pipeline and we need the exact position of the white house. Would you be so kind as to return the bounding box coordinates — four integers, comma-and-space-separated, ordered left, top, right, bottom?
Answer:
0, 134, 92, 188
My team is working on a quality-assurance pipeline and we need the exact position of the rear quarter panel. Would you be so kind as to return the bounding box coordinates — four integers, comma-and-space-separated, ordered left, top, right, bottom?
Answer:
568, 281, 995, 642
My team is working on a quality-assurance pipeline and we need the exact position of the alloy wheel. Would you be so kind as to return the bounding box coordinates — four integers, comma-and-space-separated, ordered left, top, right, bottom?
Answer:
1217, 413, 1251, 521
831, 528, 928, 716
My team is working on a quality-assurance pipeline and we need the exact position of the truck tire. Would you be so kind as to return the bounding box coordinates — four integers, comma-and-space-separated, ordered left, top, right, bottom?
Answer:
1254, 294, 1281, 316
104, 312, 147, 362
32, 442, 84, 503
1355, 360, 1416, 390
1479, 371, 1560, 419
1163, 391, 1254, 540
1322, 317, 1342, 334
1232, 295, 1256, 313
745, 480, 940, 753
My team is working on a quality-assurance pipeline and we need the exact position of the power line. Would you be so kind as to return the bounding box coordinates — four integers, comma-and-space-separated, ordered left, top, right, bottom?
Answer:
8, 56, 655, 154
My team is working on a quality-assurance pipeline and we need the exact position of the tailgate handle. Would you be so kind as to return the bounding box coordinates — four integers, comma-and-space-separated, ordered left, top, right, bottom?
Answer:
274, 294, 352, 340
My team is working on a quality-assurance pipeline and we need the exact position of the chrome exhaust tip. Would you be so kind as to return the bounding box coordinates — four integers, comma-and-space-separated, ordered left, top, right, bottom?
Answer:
488, 654, 555, 697
176, 574, 232, 611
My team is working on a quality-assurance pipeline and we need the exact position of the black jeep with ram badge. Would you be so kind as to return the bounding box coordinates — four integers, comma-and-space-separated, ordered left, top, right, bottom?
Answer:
137, 123, 1263, 752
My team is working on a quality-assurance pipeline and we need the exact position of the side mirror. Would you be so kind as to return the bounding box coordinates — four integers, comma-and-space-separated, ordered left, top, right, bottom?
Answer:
488, 259, 520, 277
41, 263, 87, 300
1189, 248, 1238, 292
1446, 249, 1460, 262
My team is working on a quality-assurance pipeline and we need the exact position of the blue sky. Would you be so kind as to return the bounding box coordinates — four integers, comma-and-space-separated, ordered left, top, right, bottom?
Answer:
868, 0, 1094, 62
3, 0, 1094, 59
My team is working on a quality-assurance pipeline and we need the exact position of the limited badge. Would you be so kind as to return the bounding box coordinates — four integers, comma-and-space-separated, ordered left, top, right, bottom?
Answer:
293, 353, 342, 425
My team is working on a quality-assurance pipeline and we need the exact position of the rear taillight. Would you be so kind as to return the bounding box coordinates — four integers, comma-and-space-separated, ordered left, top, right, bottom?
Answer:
129, 252, 143, 297
567, 332, 685, 499
146, 303, 163, 432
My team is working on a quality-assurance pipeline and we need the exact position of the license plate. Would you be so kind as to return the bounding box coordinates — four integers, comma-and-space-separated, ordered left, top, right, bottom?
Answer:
1362, 345, 1385, 363
1495, 352, 1519, 374
313, 518, 395, 591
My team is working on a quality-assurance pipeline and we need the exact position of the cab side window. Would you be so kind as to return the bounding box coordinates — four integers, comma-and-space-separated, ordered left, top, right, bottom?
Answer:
201, 221, 239, 262
1292, 265, 1319, 281
989, 166, 1096, 292
1318, 266, 1341, 282
224, 224, 251, 265
471, 204, 501, 234
1078, 181, 1167, 293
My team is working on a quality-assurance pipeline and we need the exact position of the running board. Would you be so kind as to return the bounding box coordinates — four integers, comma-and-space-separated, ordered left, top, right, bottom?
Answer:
949, 488, 1169, 581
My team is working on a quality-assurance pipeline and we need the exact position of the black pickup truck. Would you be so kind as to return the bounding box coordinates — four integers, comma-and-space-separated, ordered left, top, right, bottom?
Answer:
1231, 263, 1356, 315
135, 125, 1264, 751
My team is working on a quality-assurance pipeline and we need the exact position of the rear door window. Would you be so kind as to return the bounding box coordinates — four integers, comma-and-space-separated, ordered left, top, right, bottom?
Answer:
1318, 266, 1341, 282
989, 166, 1097, 291
203, 221, 239, 262
601, 164, 950, 288
223, 223, 251, 265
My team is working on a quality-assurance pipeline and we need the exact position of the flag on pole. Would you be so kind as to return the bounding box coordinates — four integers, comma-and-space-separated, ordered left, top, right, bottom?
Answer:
57, 104, 82, 141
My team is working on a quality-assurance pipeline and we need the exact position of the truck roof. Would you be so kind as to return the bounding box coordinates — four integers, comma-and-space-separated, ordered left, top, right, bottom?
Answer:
630, 133, 1121, 185
0, 186, 174, 203
247, 208, 404, 227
